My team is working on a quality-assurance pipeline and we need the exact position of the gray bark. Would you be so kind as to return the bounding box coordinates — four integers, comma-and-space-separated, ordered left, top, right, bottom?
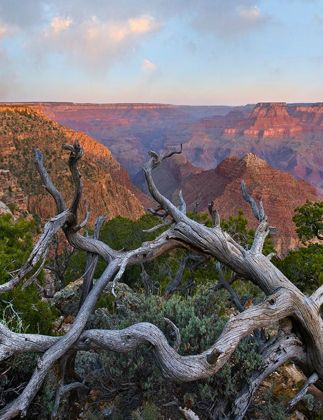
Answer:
0, 143, 322, 418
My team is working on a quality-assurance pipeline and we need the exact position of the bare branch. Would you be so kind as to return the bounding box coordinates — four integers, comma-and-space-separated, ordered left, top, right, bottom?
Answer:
266, 252, 277, 261
33, 149, 65, 214
111, 258, 129, 297
164, 255, 189, 297
216, 262, 244, 313
0, 211, 72, 294
250, 217, 270, 255
142, 219, 174, 233
286, 372, 319, 413
147, 205, 167, 219
147, 144, 183, 170
62, 139, 84, 220
140, 263, 158, 295
179, 406, 200, 420
143, 146, 186, 223
269, 226, 277, 235
3, 138, 323, 419
51, 352, 88, 419
178, 190, 186, 214
0, 261, 119, 419
241, 180, 262, 222
21, 248, 49, 290
74, 288, 302, 382
310, 285, 323, 311
59, 381, 88, 396
230, 332, 306, 420
74, 199, 89, 232
259, 198, 265, 221
208, 201, 220, 228
93, 215, 107, 238
79, 258, 98, 308
164, 317, 181, 352
0, 288, 297, 377
79, 215, 107, 307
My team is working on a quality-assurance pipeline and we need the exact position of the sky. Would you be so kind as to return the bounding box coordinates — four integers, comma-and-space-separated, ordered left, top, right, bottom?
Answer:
0, 0, 323, 105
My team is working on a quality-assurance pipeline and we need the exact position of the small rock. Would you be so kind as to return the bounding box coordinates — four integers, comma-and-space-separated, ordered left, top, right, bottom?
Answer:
282, 364, 306, 384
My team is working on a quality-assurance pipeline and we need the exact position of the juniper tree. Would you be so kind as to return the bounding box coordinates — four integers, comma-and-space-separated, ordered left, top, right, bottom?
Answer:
0, 141, 322, 419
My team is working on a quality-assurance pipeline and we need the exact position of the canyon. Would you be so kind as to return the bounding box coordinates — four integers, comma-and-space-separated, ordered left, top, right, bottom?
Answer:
30, 102, 236, 178
173, 153, 323, 255
1, 102, 323, 255
0, 106, 147, 224
29, 101, 323, 191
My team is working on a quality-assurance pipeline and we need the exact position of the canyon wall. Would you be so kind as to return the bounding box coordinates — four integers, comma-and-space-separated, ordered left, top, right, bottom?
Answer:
0, 106, 147, 224
31, 101, 323, 191
174, 153, 323, 255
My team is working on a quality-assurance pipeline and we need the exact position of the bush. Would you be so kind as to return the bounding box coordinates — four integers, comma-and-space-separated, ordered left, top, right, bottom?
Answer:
74, 285, 263, 418
0, 214, 58, 334
275, 243, 323, 294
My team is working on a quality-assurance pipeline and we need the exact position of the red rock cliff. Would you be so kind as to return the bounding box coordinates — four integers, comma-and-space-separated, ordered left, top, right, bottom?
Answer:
0, 106, 147, 224
175, 153, 323, 255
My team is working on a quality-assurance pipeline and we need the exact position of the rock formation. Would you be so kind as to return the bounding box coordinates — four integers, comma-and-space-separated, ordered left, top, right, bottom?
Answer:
0, 169, 29, 218
133, 153, 203, 199
0, 106, 147, 224
2, 102, 323, 254
25, 101, 323, 191
174, 153, 323, 255
19, 102, 238, 178
167, 102, 323, 188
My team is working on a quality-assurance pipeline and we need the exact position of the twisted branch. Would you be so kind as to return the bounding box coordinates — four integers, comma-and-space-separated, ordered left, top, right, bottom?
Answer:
1, 142, 323, 419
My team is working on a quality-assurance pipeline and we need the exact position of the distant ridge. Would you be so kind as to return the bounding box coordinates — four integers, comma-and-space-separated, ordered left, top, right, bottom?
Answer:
22, 101, 323, 190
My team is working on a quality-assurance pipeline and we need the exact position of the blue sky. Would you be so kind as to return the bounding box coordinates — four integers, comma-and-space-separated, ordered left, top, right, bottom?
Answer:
0, 0, 323, 105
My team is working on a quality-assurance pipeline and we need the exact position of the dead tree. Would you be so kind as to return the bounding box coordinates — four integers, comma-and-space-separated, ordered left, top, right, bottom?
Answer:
0, 140, 322, 419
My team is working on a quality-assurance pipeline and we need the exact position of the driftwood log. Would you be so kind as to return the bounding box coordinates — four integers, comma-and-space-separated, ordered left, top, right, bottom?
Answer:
0, 141, 321, 419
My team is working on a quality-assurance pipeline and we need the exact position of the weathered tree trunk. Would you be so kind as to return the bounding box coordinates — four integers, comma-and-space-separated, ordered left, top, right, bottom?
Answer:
0, 141, 322, 418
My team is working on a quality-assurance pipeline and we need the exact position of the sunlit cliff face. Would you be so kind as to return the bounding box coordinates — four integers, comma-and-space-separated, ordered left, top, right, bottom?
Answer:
0, 106, 147, 223
36, 101, 323, 190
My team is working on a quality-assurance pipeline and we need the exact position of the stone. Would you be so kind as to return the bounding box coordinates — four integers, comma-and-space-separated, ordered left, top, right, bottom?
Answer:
0, 105, 148, 225
0, 200, 12, 216
53, 278, 83, 316
175, 153, 323, 255
32, 100, 323, 192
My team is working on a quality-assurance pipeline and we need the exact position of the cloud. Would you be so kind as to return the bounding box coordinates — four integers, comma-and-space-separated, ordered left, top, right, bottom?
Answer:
239, 6, 261, 20
192, 2, 271, 38
137, 59, 159, 87
45, 0, 189, 23
109, 15, 160, 41
0, 19, 17, 42
141, 59, 157, 75
0, 1, 270, 38
49, 17, 73, 33
0, 0, 47, 28
35, 14, 161, 71
0, 25, 6, 41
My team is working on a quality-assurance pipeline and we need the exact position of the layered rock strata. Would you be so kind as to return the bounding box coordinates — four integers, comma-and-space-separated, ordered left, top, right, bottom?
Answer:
175, 153, 323, 255
0, 106, 147, 224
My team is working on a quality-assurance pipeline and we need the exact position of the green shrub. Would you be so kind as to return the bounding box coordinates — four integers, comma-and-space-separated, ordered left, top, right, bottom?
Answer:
275, 243, 323, 294
0, 214, 58, 334
75, 285, 263, 418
